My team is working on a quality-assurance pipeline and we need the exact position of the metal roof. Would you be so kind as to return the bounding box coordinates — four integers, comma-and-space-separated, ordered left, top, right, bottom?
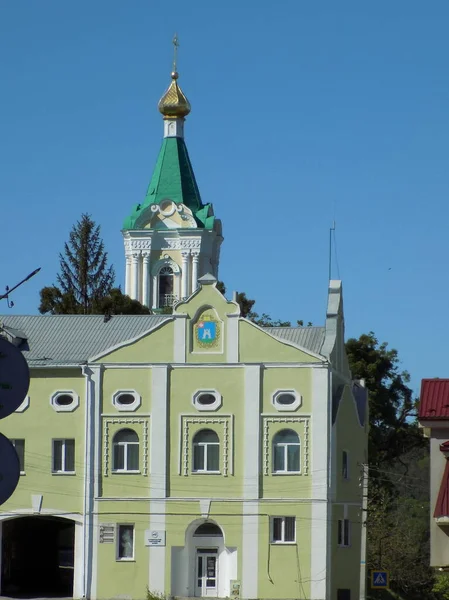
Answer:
419, 379, 449, 420
266, 326, 325, 356
0, 315, 170, 366
0, 317, 325, 366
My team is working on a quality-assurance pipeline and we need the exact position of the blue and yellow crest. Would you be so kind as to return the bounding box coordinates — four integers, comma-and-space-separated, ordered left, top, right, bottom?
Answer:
195, 315, 221, 349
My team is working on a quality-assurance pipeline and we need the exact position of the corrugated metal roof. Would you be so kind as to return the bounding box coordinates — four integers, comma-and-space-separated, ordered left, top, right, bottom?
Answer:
419, 379, 449, 420
266, 326, 325, 356
0, 315, 170, 365
0, 317, 326, 366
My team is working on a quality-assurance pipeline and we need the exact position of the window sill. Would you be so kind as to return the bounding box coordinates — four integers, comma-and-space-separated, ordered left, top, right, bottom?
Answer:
338, 544, 351, 549
192, 471, 221, 475
270, 541, 296, 545
271, 471, 302, 476
112, 470, 141, 475
116, 558, 136, 562
19, 472, 26, 476
52, 471, 76, 476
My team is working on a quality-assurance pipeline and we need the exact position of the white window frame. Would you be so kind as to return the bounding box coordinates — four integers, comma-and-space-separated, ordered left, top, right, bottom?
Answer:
342, 450, 349, 480
11, 439, 25, 474
192, 389, 222, 412
52, 439, 75, 474
112, 390, 141, 412
116, 523, 135, 561
15, 396, 30, 413
270, 516, 296, 544
272, 430, 301, 474
338, 518, 351, 547
112, 430, 140, 473
50, 391, 79, 413
272, 389, 302, 412
192, 431, 220, 474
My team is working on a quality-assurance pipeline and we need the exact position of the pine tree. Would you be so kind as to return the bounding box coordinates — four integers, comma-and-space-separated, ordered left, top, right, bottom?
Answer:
39, 214, 149, 315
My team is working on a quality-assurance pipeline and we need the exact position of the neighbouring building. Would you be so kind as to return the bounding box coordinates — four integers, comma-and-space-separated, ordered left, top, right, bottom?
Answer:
0, 60, 368, 600
418, 379, 449, 569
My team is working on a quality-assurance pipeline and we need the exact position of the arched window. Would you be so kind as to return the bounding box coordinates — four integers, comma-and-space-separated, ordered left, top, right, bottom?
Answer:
193, 522, 223, 537
272, 429, 300, 473
113, 429, 139, 472
159, 266, 174, 307
193, 429, 220, 473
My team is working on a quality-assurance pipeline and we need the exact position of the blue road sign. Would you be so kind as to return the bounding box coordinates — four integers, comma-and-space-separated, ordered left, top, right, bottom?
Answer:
371, 570, 389, 589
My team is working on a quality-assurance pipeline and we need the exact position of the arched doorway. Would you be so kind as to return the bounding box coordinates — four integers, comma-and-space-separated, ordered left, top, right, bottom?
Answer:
2, 516, 75, 597
193, 523, 222, 597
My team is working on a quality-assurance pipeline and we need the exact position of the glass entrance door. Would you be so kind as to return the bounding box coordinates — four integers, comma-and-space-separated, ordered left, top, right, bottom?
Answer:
195, 550, 218, 597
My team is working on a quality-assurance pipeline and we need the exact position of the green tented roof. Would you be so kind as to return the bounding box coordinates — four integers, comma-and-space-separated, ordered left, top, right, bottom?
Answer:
123, 137, 215, 230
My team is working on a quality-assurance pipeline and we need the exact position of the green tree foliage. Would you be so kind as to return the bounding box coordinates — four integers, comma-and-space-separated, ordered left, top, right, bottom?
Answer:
39, 214, 149, 315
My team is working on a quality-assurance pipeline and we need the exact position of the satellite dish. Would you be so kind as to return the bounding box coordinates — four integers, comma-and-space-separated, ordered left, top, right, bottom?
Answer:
0, 338, 30, 419
0, 433, 20, 504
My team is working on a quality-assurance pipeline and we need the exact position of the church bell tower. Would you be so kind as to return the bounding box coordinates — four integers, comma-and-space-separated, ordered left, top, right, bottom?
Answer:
122, 39, 223, 310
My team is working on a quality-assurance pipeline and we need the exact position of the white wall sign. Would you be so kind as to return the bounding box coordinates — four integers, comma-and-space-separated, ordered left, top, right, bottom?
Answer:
145, 529, 166, 547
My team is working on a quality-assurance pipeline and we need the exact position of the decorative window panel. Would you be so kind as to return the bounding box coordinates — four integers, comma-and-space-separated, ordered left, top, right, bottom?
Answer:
103, 417, 149, 476
262, 416, 310, 476
180, 415, 233, 477
99, 523, 115, 543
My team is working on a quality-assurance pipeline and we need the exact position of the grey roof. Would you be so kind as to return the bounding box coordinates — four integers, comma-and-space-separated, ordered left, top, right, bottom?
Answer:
0, 315, 170, 366
0, 317, 325, 367
266, 326, 325, 356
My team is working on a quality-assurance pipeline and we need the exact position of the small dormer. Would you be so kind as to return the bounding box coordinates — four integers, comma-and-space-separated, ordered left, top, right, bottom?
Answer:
0, 325, 28, 350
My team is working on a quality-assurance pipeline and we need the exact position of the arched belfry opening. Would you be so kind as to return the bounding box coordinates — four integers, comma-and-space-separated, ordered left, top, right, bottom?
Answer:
158, 265, 175, 307
1, 516, 76, 597
171, 519, 237, 598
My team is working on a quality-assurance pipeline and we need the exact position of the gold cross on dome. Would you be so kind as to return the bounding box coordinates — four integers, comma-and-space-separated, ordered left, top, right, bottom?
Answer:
172, 33, 179, 72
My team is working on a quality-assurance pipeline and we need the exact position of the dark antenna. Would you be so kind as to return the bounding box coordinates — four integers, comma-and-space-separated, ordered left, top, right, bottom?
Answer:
0, 268, 41, 308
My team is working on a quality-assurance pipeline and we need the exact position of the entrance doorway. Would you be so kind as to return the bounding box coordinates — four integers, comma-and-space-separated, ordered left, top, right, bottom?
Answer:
2, 516, 75, 597
195, 549, 218, 597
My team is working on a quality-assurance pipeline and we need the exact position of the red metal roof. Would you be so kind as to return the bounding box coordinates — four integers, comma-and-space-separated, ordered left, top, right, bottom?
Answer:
434, 459, 449, 518
419, 379, 449, 420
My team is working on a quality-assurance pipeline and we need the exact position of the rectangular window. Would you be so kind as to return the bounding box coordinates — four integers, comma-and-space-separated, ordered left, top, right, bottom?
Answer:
11, 439, 25, 473
338, 519, 350, 547
271, 517, 296, 543
117, 524, 134, 560
52, 439, 75, 473
337, 590, 351, 600
342, 451, 349, 479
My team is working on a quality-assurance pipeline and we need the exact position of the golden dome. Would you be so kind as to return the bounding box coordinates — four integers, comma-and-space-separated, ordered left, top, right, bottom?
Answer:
158, 71, 191, 119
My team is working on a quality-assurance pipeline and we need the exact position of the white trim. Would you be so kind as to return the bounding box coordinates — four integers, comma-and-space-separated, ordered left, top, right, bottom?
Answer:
241, 502, 258, 599
179, 414, 234, 476
50, 390, 80, 412
116, 523, 136, 561
174, 315, 187, 363
88, 319, 173, 362
244, 366, 260, 498
15, 395, 30, 413
111, 389, 142, 412
239, 317, 326, 361
272, 389, 302, 412
262, 416, 309, 476
150, 366, 168, 496
103, 418, 149, 476
226, 313, 239, 362
192, 389, 222, 412
310, 368, 330, 600
95, 361, 328, 369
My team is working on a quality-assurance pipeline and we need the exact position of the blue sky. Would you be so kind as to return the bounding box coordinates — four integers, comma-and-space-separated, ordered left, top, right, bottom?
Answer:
1, 1, 448, 394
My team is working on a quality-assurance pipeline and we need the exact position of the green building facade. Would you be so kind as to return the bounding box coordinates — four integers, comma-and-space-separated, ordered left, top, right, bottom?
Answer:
0, 64, 367, 600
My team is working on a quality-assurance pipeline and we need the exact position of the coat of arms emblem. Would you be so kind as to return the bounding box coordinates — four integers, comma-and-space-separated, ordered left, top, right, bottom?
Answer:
195, 315, 220, 348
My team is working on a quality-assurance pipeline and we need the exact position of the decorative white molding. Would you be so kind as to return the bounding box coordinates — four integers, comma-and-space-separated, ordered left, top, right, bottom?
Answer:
180, 415, 233, 476
111, 390, 142, 412
164, 238, 201, 250
15, 395, 30, 413
192, 389, 222, 412
50, 390, 80, 413
272, 389, 302, 412
130, 239, 152, 250
151, 257, 180, 276
103, 418, 149, 476
262, 416, 310, 476
199, 499, 211, 518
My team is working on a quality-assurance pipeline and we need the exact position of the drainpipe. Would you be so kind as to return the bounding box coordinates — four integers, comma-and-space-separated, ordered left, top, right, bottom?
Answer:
82, 365, 94, 599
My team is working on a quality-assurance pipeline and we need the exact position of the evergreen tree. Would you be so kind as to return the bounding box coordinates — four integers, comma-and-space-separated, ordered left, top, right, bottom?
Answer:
39, 214, 149, 315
